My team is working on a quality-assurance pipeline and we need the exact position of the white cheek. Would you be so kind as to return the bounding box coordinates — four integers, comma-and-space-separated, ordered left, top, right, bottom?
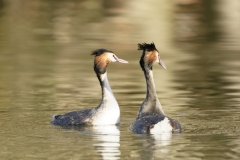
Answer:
155, 53, 160, 63
107, 54, 116, 62
110, 57, 117, 62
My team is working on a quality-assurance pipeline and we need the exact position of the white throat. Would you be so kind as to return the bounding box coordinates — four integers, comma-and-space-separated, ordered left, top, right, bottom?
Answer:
101, 72, 115, 99
93, 72, 120, 125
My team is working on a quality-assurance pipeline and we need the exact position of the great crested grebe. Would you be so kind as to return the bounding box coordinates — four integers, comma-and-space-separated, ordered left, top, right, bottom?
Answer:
129, 43, 181, 134
52, 49, 128, 126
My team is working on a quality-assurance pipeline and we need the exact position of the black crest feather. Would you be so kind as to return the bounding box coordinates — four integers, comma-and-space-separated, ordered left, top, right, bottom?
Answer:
91, 48, 113, 57
138, 42, 158, 71
138, 42, 158, 52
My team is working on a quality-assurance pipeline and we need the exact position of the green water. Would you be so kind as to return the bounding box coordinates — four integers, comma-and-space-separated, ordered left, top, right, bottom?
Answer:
0, 0, 240, 159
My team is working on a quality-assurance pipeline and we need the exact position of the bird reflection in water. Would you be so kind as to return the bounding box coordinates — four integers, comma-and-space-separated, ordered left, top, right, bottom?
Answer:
131, 133, 177, 159
91, 125, 120, 160
59, 125, 120, 160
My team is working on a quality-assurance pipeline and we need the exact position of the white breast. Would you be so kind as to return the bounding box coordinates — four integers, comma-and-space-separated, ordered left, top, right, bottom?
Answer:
92, 73, 120, 125
92, 101, 120, 125
150, 117, 173, 134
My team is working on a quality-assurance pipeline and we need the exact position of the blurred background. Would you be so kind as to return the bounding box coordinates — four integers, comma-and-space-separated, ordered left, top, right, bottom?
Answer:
0, 0, 240, 159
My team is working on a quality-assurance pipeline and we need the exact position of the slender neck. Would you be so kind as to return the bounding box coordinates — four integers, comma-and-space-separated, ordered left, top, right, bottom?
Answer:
100, 72, 114, 98
96, 72, 117, 109
145, 70, 158, 99
137, 67, 165, 118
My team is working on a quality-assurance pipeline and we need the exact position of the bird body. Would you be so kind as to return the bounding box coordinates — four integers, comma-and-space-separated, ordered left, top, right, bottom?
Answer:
52, 49, 128, 126
130, 43, 181, 134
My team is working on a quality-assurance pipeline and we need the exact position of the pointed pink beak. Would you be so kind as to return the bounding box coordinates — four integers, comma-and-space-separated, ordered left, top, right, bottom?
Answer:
114, 55, 128, 63
159, 59, 167, 69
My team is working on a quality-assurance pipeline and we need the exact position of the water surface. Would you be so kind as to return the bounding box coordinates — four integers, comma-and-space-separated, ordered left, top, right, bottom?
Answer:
0, 0, 240, 159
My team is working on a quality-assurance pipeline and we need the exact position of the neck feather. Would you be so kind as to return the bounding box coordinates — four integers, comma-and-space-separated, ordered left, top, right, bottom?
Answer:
100, 72, 114, 98
137, 66, 165, 118
95, 72, 118, 109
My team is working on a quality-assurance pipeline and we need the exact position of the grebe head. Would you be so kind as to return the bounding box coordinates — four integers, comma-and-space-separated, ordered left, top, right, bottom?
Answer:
92, 48, 128, 74
138, 42, 167, 70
